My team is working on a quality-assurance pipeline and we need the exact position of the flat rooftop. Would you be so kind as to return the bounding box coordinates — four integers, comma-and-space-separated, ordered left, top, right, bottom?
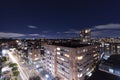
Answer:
107, 54, 120, 66
101, 54, 120, 68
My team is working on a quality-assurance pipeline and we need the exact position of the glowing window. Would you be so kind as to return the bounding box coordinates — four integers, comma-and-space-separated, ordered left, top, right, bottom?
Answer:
109, 68, 114, 73
77, 56, 83, 60
60, 58, 64, 61
78, 73, 83, 78
57, 47, 60, 50
117, 46, 120, 48
57, 52, 60, 55
93, 54, 97, 57
64, 54, 69, 57
86, 68, 89, 71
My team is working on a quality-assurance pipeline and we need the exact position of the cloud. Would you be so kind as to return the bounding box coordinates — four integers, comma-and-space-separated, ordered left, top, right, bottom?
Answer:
91, 30, 120, 38
28, 34, 46, 38
93, 23, 120, 29
28, 34, 40, 36
27, 25, 38, 29
57, 32, 60, 34
0, 32, 46, 38
0, 32, 26, 38
63, 29, 80, 34
90, 23, 120, 38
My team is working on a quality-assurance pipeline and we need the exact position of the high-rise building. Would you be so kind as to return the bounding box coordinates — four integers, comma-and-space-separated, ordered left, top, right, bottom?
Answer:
79, 29, 91, 43
41, 42, 100, 80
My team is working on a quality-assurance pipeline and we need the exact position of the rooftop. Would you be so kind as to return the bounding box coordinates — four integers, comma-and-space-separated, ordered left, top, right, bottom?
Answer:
101, 54, 120, 68
107, 54, 120, 66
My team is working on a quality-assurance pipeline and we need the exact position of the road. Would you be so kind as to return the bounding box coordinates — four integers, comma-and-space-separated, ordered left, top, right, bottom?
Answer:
8, 51, 35, 80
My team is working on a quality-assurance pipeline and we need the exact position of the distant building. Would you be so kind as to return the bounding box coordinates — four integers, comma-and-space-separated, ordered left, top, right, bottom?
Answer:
79, 29, 91, 43
41, 41, 100, 80
16, 39, 41, 64
98, 38, 120, 60
28, 46, 41, 63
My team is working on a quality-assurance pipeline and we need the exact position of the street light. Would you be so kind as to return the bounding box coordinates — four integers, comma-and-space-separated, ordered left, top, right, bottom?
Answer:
45, 74, 49, 78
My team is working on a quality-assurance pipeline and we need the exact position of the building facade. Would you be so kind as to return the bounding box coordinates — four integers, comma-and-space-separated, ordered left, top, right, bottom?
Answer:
79, 29, 91, 43
41, 43, 100, 80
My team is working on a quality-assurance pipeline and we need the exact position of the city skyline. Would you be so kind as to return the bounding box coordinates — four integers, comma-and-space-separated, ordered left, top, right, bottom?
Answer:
1, 0, 120, 38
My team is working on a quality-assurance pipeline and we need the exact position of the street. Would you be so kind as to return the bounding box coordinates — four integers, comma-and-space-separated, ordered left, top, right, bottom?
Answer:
8, 51, 35, 80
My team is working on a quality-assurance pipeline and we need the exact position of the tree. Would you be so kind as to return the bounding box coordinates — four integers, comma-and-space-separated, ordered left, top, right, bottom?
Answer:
9, 63, 17, 67
12, 67, 18, 71
12, 63, 17, 67
1, 56, 7, 63
13, 71, 19, 76
35, 76, 41, 80
6, 77, 10, 80
14, 77, 18, 80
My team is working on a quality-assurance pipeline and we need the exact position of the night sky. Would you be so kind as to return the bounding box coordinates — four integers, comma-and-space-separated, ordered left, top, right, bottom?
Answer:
0, 0, 120, 38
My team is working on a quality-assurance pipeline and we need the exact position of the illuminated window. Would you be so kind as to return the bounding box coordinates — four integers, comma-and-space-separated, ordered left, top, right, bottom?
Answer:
64, 49, 69, 52
57, 52, 60, 55
95, 46, 97, 48
94, 57, 98, 60
86, 68, 89, 71
78, 73, 83, 78
57, 57, 60, 59
117, 46, 120, 48
109, 68, 114, 73
85, 29, 89, 33
83, 39, 86, 42
60, 58, 64, 61
83, 49, 86, 52
78, 68, 83, 72
93, 54, 97, 57
57, 47, 60, 50
64, 54, 69, 57
93, 51, 96, 53
105, 43, 109, 46
47, 51, 50, 54
77, 56, 83, 60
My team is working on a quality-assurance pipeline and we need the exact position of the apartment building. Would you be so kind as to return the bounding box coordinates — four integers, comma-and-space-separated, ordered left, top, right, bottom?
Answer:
41, 42, 100, 80
79, 29, 91, 43
28, 47, 41, 63
98, 39, 120, 60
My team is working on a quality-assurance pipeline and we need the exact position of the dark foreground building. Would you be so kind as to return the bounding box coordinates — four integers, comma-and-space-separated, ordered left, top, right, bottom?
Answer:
99, 54, 120, 77
88, 54, 120, 80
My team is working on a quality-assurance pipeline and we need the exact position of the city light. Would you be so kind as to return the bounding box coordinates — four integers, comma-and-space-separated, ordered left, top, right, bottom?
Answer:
1, 1, 120, 80
60, 58, 64, 61
45, 74, 49, 78
57, 47, 60, 50
78, 73, 83, 78
57, 52, 60, 55
77, 56, 83, 60
8, 51, 29, 80
64, 54, 69, 57
2, 49, 8, 55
